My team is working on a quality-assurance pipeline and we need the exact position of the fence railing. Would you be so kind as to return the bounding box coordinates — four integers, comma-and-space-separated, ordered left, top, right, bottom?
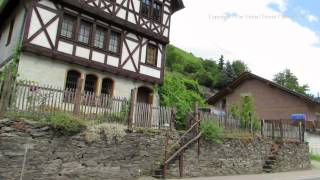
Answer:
133, 103, 174, 129
199, 111, 257, 134
199, 112, 241, 130
198, 111, 304, 142
0, 78, 174, 129
7, 82, 129, 124
262, 119, 303, 142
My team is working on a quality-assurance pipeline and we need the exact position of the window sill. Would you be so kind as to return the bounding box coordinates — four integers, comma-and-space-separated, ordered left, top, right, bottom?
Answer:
59, 36, 121, 57
139, 13, 162, 24
141, 62, 160, 70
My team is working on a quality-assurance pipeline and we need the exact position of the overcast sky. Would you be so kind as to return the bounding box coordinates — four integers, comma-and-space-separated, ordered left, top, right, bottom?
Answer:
170, 0, 320, 95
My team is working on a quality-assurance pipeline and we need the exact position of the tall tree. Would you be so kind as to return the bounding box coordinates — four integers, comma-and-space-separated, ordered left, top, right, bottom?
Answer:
273, 69, 309, 94
218, 55, 225, 71
232, 60, 249, 76
224, 61, 236, 83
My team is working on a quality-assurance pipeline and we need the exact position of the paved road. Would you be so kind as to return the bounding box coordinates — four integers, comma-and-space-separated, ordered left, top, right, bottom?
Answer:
169, 169, 320, 180
139, 162, 320, 180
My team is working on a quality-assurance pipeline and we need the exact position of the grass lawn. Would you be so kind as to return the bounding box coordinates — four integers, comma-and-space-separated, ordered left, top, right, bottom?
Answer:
310, 152, 320, 162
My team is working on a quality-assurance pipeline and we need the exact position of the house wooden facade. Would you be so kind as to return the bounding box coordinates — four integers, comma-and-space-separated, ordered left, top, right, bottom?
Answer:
0, 0, 184, 104
207, 72, 320, 126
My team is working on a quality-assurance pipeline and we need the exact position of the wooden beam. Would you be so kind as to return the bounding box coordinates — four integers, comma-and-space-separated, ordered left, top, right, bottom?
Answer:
164, 132, 202, 164
73, 78, 84, 116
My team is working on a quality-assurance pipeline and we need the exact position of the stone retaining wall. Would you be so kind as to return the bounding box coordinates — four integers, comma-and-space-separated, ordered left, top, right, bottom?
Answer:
167, 138, 311, 177
0, 119, 311, 179
0, 119, 168, 180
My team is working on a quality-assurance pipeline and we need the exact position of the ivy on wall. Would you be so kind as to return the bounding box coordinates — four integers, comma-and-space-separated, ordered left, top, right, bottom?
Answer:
0, 43, 21, 81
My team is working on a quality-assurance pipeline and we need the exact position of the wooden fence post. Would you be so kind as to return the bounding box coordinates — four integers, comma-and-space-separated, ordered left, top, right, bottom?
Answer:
73, 78, 83, 116
280, 119, 284, 140
128, 88, 137, 131
194, 102, 199, 130
0, 68, 14, 117
179, 144, 184, 178
261, 119, 264, 138
298, 121, 305, 142
163, 132, 169, 178
302, 122, 305, 142
170, 107, 177, 130
194, 102, 201, 156
249, 112, 253, 134
271, 122, 275, 140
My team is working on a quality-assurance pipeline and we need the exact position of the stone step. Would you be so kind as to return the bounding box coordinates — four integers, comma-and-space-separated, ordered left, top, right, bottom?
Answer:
267, 155, 277, 160
152, 174, 164, 179
263, 168, 273, 173
153, 169, 163, 175
265, 159, 276, 165
263, 164, 273, 169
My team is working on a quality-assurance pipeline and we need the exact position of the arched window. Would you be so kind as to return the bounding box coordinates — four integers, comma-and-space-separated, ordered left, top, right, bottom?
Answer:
65, 70, 81, 90
84, 74, 98, 93
101, 78, 114, 96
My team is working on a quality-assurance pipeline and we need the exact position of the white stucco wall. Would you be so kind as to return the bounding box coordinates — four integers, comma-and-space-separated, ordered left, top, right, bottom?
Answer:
17, 52, 160, 104
0, 2, 27, 66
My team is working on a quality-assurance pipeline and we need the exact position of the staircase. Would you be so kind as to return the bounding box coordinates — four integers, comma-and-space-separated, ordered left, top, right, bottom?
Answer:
153, 112, 202, 179
263, 143, 280, 173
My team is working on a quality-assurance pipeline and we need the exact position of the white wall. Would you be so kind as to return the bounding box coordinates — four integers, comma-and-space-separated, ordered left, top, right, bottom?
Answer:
17, 52, 159, 104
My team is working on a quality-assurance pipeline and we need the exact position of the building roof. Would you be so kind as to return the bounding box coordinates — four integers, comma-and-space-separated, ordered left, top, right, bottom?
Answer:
172, 0, 185, 14
0, 0, 185, 41
206, 72, 320, 106
0, 0, 185, 21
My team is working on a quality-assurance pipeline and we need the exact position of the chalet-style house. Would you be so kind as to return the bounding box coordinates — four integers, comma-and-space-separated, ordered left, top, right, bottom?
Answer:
0, 0, 184, 105
207, 72, 320, 126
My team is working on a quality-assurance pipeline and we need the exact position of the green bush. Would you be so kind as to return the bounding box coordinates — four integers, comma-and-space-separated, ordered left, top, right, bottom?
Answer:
310, 151, 320, 161
230, 95, 260, 131
5, 111, 40, 121
43, 112, 87, 134
200, 120, 223, 143
6, 111, 87, 134
97, 112, 128, 124
158, 72, 205, 129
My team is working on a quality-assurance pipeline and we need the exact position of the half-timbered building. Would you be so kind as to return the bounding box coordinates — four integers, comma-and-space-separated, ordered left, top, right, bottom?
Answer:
0, 0, 184, 104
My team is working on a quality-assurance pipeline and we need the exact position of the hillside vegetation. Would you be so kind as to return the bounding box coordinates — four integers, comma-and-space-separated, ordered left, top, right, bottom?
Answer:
0, 0, 4, 9
159, 44, 248, 129
165, 44, 248, 90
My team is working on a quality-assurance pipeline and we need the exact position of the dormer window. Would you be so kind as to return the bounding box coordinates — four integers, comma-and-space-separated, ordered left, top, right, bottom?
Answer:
140, 0, 162, 22
61, 15, 76, 39
78, 21, 92, 44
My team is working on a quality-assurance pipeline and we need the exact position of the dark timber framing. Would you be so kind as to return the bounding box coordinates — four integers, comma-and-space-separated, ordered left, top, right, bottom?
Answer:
22, 1, 166, 84
0, 0, 185, 85
56, 9, 123, 58
23, 43, 163, 84
60, 0, 170, 44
